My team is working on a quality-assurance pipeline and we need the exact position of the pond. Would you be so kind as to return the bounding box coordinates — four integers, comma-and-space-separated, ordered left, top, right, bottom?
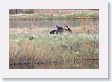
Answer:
9, 19, 98, 29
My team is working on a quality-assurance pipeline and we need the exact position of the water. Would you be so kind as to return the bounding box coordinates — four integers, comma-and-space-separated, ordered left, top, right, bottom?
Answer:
9, 19, 98, 29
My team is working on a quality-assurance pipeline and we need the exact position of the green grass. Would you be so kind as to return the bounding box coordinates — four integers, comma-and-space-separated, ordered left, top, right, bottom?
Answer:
9, 13, 99, 20
9, 33, 99, 69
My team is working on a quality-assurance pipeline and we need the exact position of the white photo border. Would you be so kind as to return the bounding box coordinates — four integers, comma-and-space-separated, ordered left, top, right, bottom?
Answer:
0, 0, 108, 78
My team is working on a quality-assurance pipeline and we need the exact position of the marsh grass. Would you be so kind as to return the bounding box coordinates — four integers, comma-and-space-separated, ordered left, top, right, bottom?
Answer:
9, 12, 98, 20
9, 33, 99, 69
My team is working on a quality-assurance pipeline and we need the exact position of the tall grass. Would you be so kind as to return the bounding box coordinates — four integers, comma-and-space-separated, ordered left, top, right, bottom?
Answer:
9, 33, 99, 69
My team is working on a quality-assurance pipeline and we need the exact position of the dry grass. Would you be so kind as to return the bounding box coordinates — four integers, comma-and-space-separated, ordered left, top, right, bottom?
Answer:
72, 26, 98, 34
9, 29, 99, 69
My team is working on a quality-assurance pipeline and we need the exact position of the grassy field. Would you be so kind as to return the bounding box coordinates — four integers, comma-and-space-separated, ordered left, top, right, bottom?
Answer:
9, 32, 99, 69
9, 12, 99, 20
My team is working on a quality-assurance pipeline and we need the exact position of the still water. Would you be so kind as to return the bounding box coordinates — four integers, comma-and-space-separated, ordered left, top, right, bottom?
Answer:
9, 19, 98, 29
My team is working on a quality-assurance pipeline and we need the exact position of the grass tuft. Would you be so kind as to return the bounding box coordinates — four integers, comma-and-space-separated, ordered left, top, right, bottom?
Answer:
9, 33, 99, 69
